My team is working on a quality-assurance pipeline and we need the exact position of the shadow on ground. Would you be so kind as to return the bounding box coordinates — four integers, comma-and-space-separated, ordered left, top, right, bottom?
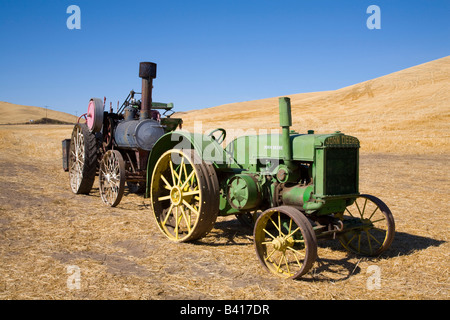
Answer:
207, 217, 446, 281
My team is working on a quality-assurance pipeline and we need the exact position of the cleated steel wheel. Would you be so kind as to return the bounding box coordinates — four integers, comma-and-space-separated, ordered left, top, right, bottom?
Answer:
69, 123, 98, 194
99, 150, 125, 207
150, 149, 219, 242
254, 206, 317, 279
338, 194, 395, 256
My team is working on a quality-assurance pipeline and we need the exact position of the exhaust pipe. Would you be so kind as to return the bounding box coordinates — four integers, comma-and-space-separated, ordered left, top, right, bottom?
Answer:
139, 62, 157, 120
113, 62, 164, 151
279, 97, 294, 169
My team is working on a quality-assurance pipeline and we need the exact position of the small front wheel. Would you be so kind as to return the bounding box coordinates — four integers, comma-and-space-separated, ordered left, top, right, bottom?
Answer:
254, 206, 317, 279
338, 194, 395, 256
99, 150, 125, 207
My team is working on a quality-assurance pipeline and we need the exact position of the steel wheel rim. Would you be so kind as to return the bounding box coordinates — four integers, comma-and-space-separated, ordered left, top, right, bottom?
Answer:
69, 125, 85, 193
99, 150, 125, 207
254, 207, 317, 279
339, 195, 395, 256
151, 150, 204, 242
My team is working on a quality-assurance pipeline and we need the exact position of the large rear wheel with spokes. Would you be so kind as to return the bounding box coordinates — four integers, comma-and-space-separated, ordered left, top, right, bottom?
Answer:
150, 149, 219, 242
68, 123, 98, 194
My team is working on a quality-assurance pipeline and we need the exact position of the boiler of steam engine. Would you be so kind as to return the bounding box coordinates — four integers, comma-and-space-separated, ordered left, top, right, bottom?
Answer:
114, 119, 164, 151
113, 61, 165, 151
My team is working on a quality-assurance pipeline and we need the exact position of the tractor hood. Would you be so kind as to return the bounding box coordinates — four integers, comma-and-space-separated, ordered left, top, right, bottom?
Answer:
292, 131, 360, 161
227, 131, 360, 163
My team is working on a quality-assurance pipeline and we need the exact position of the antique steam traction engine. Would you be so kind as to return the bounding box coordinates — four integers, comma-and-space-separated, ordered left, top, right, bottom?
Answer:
65, 62, 182, 206
64, 62, 395, 279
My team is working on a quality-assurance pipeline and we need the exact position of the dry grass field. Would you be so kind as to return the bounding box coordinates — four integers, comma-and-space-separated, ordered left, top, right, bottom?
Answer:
179, 56, 450, 155
0, 56, 449, 300
0, 102, 78, 125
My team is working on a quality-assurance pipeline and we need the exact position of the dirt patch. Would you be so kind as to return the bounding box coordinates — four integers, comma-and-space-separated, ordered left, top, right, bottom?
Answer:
52, 250, 153, 277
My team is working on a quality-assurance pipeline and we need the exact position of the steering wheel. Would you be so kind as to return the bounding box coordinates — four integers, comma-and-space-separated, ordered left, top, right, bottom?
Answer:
208, 128, 226, 144
163, 109, 175, 117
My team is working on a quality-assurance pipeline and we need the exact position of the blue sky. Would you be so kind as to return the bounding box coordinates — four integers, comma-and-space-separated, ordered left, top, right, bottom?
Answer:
0, 0, 448, 115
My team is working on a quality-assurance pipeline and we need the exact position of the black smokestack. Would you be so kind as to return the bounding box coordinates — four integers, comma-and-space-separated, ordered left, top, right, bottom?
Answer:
139, 62, 157, 120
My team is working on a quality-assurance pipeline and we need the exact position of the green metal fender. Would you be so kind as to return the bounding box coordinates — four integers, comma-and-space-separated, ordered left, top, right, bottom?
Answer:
145, 131, 234, 197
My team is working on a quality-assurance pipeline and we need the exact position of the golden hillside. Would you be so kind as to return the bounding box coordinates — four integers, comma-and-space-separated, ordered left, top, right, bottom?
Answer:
0, 101, 77, 124
178, 56, 450, 154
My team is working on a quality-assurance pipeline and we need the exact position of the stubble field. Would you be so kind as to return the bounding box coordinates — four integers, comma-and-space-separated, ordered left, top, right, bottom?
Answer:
0, 124, 448, 300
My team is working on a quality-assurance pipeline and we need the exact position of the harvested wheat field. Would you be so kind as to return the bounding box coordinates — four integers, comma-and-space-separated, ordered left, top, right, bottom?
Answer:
0, 56, 449, 300
0, 102, 77, 125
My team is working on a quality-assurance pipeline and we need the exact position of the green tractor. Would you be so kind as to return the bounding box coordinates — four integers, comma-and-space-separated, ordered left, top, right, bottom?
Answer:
65, 62, 394, 280
147, 97, 395, 280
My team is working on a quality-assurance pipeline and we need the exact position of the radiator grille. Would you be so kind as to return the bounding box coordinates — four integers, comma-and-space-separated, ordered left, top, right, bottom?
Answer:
325, 148, 358, 195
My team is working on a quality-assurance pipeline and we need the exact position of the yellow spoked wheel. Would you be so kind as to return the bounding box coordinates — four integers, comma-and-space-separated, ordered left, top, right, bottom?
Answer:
338, 194, 395, 256
254, 206, 317, 279
150, 149, 219, 242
